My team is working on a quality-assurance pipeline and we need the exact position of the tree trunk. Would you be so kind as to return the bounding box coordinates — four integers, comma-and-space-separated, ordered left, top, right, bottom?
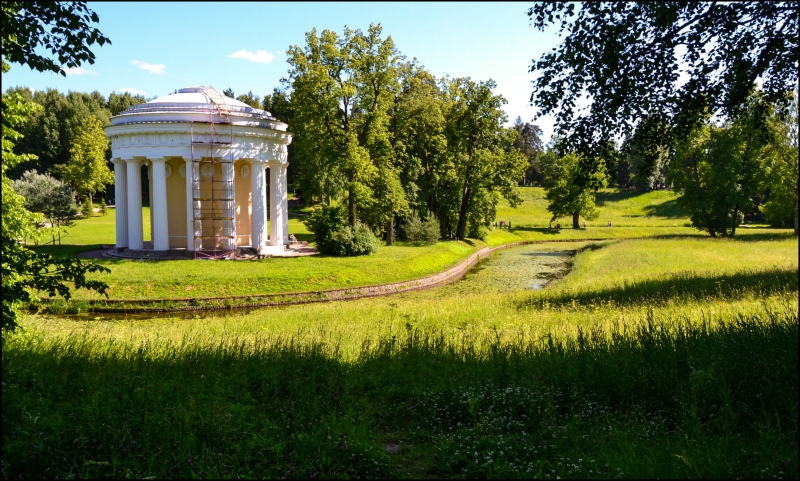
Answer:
795, 170, 799, 236
456, 183, 470, 240
386, 216, 394, 246
89, 192, 93, 206
731, 205, 738, 236
348, 172, 356, 227
572, 212, 580, 229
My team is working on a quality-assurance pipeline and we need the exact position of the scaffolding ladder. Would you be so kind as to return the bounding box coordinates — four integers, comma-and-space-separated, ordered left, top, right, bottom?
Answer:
190, 87, 236, 259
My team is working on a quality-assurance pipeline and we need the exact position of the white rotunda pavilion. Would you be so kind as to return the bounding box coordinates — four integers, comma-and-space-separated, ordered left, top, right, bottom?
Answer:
105, 86, 292, 258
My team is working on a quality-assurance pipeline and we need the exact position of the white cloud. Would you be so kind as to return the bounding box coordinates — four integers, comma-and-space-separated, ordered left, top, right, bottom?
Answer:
64, 66, 98, 76
228, 49, 275, 64
28, 87, 36, 94
118, 87, 146, 96
131, 60, 166, 74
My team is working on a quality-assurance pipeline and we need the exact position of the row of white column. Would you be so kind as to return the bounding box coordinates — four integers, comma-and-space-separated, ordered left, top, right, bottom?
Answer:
113, 158, 287, 253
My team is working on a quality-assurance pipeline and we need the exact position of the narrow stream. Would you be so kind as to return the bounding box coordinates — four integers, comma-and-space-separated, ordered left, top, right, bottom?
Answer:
56, 244, 577, 321
453, 244, 574, 294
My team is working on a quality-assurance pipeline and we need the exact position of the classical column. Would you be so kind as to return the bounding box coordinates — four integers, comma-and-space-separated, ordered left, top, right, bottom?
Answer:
126, 158, 143, 250
250, 161, 266, 251
151, 158, 169, 251
184, 159, 194, 251
280, 163, 289, 245
269, 162, 288, 247
221, 159, 236, 251
113, 159, 128, 248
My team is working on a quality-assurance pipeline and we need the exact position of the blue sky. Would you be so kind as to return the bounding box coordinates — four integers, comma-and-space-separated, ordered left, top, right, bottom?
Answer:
3, 2, 563, 141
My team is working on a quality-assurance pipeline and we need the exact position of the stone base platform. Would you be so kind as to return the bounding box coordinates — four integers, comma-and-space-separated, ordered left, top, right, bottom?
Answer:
77, 242, 319, 260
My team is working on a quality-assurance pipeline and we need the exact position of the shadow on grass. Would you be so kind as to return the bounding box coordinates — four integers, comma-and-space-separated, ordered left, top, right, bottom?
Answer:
648, 231, 797, 242
3, 307, 797, 479
518, 267, 798, 309
595, 188, 643, 205
642, 198, 689, 218
29, 243, 102, 257
500, 226, 565, 236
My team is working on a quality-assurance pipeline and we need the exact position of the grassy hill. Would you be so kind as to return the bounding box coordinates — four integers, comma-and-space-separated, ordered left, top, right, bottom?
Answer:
3, 188, 797, 479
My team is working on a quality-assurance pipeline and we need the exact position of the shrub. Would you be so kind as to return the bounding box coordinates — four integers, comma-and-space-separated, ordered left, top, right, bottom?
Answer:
303, 205, 349, 254
304, 206, 377, 256
467, 222, 488, 241
329, 223, 378, 256
99, 198, 107, 216
81, 198, 93, 218
405, 211, 441, 245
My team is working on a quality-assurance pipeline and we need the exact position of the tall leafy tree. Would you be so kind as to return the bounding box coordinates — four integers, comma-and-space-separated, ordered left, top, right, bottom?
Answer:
528, 2, 799, 148
1, 1, 110, 76
390, 63, 448, 228
541, 151, 608, 228
57, 114, 114, 204
759, 93, 799, 233
443, 78, 527, 239
512, 116, 545, 186
13, 170, 78, 245
2, 1, 110, 331
7, 87, 112, 179
670, 95, 776, 237
621, 114, 673, 190
236, 91, 261, 109
107, 91, 145, 116
285, 24, 402, 227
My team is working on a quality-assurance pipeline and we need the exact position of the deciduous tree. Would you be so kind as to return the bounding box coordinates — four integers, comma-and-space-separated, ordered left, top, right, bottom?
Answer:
1, 1, 110, 76
670, 95, 776, 237
541, 151, 608, 228
2, 1, 110, 331
285, 24, 401, 227
56, 114, 113, 205
443, 78, 527, 239
528, 2, 799, 148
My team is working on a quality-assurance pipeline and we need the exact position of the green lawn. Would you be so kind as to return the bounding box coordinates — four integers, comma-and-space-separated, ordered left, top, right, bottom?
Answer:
6, 235, 797, 479
73, 240, 476, 300
495, 187, 691, 228
21, 188, 791, 305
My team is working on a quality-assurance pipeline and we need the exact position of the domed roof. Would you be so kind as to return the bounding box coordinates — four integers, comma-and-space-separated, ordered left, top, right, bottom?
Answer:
110, 85, 282, 128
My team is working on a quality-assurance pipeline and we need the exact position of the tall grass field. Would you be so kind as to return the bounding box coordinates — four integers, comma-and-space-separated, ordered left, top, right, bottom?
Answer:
3, 188, 797, 479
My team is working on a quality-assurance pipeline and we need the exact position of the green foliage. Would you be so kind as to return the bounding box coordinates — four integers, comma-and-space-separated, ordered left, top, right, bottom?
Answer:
329, 222, 379, 257
4, 87, 113, 179
285, 24, 400, 226
81, 198, 92, 218
528, 2, 799, 148
13, 170, 78, 245
56, 114, 113, 202
236, 90, 261, 108
621, 114, 672, 190
443, 78, 529, 239
404, 211, 441, 245
303, 205, 349, 255
1, 6, 111, 331
107, 91, 145, 116
541, 151, 608, 228
1, 1, 110, 76
466, 222, 488, 241
670, 95, 777, 237
512, 116, 545, 186
759, 93, 799, 232
98, 197, 106, 215
304, 204, 377, 256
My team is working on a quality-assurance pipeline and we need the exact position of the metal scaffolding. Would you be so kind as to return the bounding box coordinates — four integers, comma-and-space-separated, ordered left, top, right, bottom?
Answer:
190, 87, 236, 259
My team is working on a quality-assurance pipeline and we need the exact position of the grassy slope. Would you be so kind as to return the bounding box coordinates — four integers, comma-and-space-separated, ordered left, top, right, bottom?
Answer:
5, 236, 797, 479
27, 237, 798, 353
33, 187, 792, 302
